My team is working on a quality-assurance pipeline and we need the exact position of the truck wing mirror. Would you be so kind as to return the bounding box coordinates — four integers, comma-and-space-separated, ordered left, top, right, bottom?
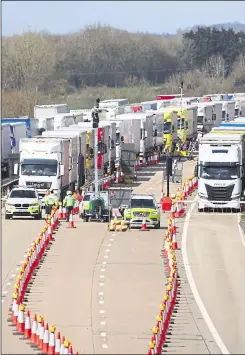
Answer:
60, 165, 64, 176
14, 163, 19, 175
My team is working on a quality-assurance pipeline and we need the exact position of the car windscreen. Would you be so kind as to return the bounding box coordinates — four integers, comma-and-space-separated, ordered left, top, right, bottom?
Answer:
10, 190, 37, 199
131, 198, 156, 208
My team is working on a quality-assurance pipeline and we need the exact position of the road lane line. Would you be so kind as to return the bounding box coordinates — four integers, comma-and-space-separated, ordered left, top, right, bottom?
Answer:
181, 197, 230, 355
237, 214, 245, 248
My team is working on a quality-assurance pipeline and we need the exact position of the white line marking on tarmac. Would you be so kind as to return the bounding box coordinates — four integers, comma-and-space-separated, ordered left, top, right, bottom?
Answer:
110, 238, 114, 242
102, 261, 107, 265
99, 292, 104, 296
15, 267, 19, 271
99, 300, 104, 305
100, 332, 106, 337
104, 255, 108, 259
108, 243, 112, 247
99, 282, 104, 287
3, 290, 8, 295
100, 275, 105, 279
101, 268, 105, 272
182, 197, 230, 354
10, 274, 16, 278
105, 249, 110, 253
100, 310, 105, 314
100, 321, 106, 326
237, 213, 245, 248
102, 344, 108, 349
1, 299, 4, 303
7, 282, 11, 286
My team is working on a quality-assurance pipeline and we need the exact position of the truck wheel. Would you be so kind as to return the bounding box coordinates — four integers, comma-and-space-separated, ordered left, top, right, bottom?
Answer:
84, 216, 89, 222
5, 214, 11, 220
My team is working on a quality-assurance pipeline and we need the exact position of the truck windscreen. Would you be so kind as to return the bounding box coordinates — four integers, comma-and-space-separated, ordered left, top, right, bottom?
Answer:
131, 199, 155, 208
21, 159, 58, 176
200, 165, 240, 180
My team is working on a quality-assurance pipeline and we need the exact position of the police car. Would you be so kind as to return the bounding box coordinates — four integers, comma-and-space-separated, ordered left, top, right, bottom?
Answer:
5, 186, 42, 220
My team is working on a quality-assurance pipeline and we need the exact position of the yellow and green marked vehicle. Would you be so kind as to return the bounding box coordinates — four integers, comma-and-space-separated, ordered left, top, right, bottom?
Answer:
124, 194, 161, 229
5, 186, 42, 220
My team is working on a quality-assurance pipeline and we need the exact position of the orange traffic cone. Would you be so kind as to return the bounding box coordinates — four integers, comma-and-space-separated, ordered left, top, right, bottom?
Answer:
172, 232, 178, 250
42, 323, 50, 353
51, 215, 55, 232
60, 336, 65, 354
47, 223, 52, 241
170, 203, 175, 219
48, 325, 56, 354
58, 205, 63, 219
63, 207, 67, 220
139, 217, 149, 231
38, 319, 45, 349
30, 314, 38, 344
11, 293, 18, 324
16, 303, 25, 332
24, 310, 32, 339
68, 213, 75, 228
55, 332, 61, 354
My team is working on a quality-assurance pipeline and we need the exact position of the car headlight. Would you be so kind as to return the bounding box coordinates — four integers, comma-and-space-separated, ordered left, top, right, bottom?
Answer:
151, 211, 159, 215
30, 203, 39, 206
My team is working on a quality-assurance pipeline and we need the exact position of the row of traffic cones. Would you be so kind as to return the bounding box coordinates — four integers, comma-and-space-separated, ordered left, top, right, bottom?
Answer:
10, 206, 78, 354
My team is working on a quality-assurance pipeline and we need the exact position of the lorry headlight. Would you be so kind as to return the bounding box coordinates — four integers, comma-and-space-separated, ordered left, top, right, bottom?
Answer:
231, 194, 241, 200
199, 194, 208, 200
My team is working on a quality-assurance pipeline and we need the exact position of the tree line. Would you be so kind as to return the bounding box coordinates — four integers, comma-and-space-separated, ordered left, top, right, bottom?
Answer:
2, 25, 245, 117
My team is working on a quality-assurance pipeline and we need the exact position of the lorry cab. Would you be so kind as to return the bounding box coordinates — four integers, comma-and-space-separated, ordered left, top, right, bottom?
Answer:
157, 108, 178, 152
168, 105, 198, 143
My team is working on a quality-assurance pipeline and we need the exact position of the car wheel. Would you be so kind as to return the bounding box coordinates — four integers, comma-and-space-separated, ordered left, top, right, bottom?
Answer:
5, 214, 11, 220
34, 211, 42, 220
155, 221, 160, 229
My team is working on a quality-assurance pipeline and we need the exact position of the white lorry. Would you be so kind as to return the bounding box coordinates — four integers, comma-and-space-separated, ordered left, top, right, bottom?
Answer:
17, 137, 73, 200
198, 132, 245, 211
41, 130, 87, 189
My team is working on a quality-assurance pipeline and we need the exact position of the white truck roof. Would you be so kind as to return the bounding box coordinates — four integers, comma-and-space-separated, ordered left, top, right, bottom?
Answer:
200, 132, 245, 143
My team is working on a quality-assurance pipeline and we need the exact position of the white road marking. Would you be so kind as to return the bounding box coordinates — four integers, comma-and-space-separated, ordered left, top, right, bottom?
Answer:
102, 344, 108, 349
7, 282, 11, 286
2, 290, 8, 295
108, 243, 112, 247
99, 292, 104, 296
24, 254, 27, 258
99, 300, 104, 305
102, 261, 107, 265
100, 275, 105, 279
100, 310, 105, 314
10, 274, 16, 278
100, 321, 106, 326
101, 268, 105, 272
1, 299, 4, 303
110, 238, 114, 242
105, 249, 110, 253
104, 255, 108, 259
99, 282, 104, 287
182, 197, 230, 355
100, 332, 106, 337
15, 267, 19, 271
237, 214, 245, 248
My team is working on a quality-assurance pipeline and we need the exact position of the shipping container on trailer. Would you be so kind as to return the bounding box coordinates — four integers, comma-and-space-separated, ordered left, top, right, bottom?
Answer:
141, 100, 158, 112
114, 114, 142, 153
220, 100, 236, 121
100, 99, 129, 107
1, 124, 12, 161
1, 117, 39, 138
58, 125, 95, 168
37, 116, 55, 133
34, 104, 68, 119
7, 122, 27, 153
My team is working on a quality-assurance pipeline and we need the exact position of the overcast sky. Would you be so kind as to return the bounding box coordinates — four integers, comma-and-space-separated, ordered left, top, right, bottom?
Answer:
2, 1, 245, 36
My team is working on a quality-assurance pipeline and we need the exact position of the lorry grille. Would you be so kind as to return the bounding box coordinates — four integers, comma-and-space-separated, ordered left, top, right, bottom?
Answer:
26, 181, 51, 189
205, 184, 234, 202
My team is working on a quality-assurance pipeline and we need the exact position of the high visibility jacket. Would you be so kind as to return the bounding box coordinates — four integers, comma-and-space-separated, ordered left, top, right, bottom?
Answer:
63, 195, 75, 207
44, 194, 58, 206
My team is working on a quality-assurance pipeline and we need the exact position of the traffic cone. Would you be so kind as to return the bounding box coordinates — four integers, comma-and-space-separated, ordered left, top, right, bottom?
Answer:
24, 310, 32, 339
12, 298, 19, 325
62, 207, 67, 220
51, 215, 55, 232
55, 332, 61, 354
47, 223, 52, 241
172, 231, 178, 249
68, 213, 75, 228
16, 303, 25, 332
139, 217, 148, 231
69, 345, 73, 354
48, 325, 56, 354
38, 319, 45, 349
64, 340, 71, 355
36, 316, 43, 346
60, 336, 65, 354
175, 200, 185, 218
172, 217, 176, 234
42, 323, 50, 353
11, 293, 18, 323
170, 203, 175, 219
58, 205, 63, 219
30, 314, 38, 344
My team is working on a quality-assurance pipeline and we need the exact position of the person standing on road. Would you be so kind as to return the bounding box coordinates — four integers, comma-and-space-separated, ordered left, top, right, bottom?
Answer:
63, 190, 75, 222
44, 189, 58, 217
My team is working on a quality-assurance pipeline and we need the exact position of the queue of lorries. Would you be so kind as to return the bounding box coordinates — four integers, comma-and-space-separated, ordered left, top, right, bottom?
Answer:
1, 93, 245, 207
